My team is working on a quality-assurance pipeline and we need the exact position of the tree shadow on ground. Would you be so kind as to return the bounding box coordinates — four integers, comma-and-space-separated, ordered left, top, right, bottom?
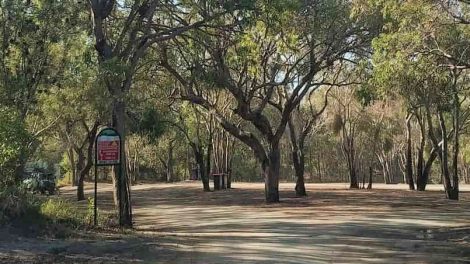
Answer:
38, 182, 470, 263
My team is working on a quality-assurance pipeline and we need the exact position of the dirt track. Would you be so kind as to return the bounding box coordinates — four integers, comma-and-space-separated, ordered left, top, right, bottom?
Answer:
1, 182, 470, 263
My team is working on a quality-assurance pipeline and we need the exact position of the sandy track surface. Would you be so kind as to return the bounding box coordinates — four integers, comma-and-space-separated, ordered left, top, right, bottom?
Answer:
1, 182, 470, 263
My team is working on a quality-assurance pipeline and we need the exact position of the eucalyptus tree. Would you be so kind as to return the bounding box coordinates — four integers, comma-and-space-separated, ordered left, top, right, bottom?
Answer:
42, 99, 101, 202
162, 0, 374, 202
287, 62, 365, 195
0, 0, 86, 181
170, 98, 238, 191
287, 87, 331, 196
331, 87, 363, 188
0, 0, 84, 118
425, 1, 470, 199
36, 25, 105, 201
211, 97, 239, 189
365, 0, 470, 199
87, 0, 234, 225
369, 101, 404, 185
169, 102, 213, 191
136, 83, 214, 191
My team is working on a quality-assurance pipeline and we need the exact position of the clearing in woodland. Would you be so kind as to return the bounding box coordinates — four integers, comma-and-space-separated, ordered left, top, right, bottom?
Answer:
1, 182, 469, 263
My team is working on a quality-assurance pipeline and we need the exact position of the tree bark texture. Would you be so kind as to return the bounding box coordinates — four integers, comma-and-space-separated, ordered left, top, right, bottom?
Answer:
192, 143, 211, 192
288, 119, 307, 197
263, 145, 281, 203
405, 114, 415, 190
113, 100, 133, 227
74, 122, 99, 201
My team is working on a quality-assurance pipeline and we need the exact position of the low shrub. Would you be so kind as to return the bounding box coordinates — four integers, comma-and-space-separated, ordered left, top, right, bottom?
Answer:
56, 174, 72, 188
0, 186, 40, 225
1, 185, 118, 238
40, 198, 84, 228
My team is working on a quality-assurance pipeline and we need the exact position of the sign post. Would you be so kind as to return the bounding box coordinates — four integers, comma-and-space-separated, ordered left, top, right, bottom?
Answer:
94, 127, 121, 226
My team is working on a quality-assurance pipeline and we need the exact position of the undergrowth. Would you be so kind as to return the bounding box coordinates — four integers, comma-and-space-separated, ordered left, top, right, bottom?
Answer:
1, 186, 117, 238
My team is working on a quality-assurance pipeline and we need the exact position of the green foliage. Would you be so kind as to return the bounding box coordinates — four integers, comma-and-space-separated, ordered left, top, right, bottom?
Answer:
137, 107, 167, 143
221, 0, 257, 11
39, 196, 113, 229
0, 1, 95, 185
355, 85, 376, 106
0, 186, 40, 225
85, 197, 95, 225
366, 0, 462, 115
1, 186, 112, 235
100, 57, 129, 80
57, 153, 73, 187
0, 0, 87, 114
37, 31, 103, 123
40, 198, 83, 227
0, 107, 31, 187
231, 144, 260, 182
461, 136, 470, 164
1, 0, 469, 191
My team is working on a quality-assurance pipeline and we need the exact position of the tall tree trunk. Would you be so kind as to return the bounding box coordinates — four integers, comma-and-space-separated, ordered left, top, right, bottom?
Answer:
343, 128, 358, 189
437, 111, 454, 199
263, 145, 281, 203
186, 146, 191, 180
405, 114, 415, 190
113, 100, 132, 227
133, 147, 138, 184
367, 166, 373, 189
361, 163, 366, 189
166, 140, 174, 182
418, 149, 438, 191
125, 144, 132, 184
465, 165, 469, 184
77, 123, 99, 200
206, 139, 212, 188
317, 152, 322, 183
288, 119, 307, 197
380, 158, 387, 184
347, 154, 358, 188
450, 83, 460, 200
205, 114, 214, 187
193, 144, 210, 191
76, 152, 85, 201
416, 115, 427, 191
293, 149, 307, 196
349, 164, 358, 188
67, 147, 76, 186
226, 136, 235, 189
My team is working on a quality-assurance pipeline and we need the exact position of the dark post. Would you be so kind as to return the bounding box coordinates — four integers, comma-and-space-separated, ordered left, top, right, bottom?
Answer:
118, 129, 123, 226
94, 164, 98, 226
94, 134, 98, 227
367, 166, 373, 190
118, 161, 122, 226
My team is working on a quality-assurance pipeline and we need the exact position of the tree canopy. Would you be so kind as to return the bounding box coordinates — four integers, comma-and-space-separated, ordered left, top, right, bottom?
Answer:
2, 0, 470, 227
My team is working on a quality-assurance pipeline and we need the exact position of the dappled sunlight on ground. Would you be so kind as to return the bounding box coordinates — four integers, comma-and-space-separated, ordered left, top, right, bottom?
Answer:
1, 182, 469, 263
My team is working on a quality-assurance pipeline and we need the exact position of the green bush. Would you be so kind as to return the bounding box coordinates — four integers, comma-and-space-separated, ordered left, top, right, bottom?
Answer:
40, 198, 84, 228
41, 197, 114, 228
57, 152, 73, 187
0, 107, 31, 187
0, 186, 40, 224
1, 185, 116, 237
1, 186, 83, 232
